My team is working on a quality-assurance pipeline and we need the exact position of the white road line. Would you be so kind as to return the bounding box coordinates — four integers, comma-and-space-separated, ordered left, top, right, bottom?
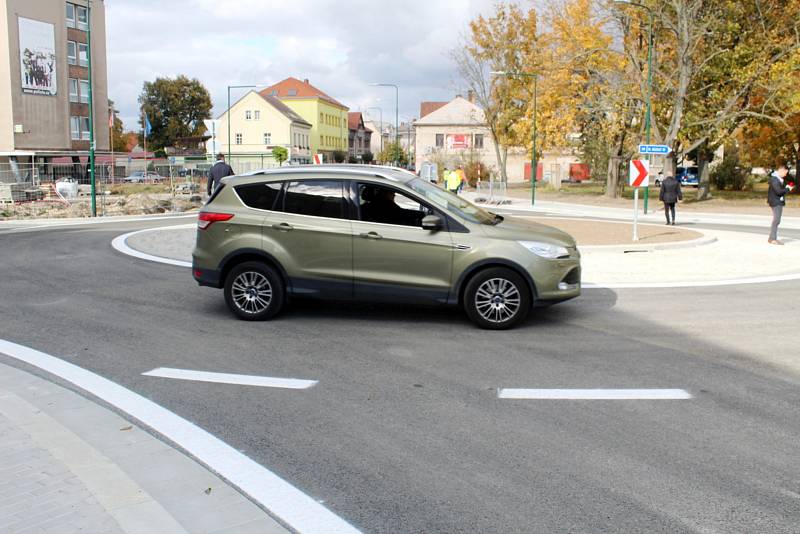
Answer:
498, 388, 692, 400
143, 367, 317, 390
582, 272, 800, 289
0, 339, 359, 534
110, 226, 194, 268
0, 213, 195, 231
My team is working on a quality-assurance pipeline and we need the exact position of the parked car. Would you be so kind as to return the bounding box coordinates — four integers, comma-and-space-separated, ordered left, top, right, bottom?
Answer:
174, 182, 199, 194
192, 165, 581, 329
124, 171, 165, 183
676, 166, 699, 187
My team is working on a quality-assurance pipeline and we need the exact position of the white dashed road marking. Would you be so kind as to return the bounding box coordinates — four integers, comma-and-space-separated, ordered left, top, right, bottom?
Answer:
143, 367, 318, 389
498, 388, 692, 400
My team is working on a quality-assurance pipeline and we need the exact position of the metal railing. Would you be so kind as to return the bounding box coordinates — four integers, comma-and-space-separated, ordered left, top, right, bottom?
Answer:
474, 180, 512, 205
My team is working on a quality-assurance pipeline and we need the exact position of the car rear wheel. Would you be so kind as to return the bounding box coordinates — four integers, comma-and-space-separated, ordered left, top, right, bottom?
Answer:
464, 267, 531, 330
224, 261, 284, 321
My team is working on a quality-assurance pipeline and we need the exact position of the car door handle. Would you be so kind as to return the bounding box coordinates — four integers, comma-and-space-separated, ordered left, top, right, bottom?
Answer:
359, 231, 382, 240
271, 223, 293, 231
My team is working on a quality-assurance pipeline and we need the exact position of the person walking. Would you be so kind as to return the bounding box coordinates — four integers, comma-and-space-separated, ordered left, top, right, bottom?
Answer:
767, 163, 795, 245
658, 174, 682, 225
207, 153, 234, 196
446, 166, 462, 194
455, 165, 467, 193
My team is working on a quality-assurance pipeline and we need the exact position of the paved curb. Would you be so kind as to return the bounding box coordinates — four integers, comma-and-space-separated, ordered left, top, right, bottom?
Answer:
580, 234, 718, 252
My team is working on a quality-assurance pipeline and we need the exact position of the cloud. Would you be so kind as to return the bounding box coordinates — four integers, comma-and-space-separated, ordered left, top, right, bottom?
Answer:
105, 0, 500, 129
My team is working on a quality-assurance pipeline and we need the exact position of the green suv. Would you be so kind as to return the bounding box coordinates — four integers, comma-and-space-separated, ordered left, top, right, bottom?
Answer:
192, 165, 580, 329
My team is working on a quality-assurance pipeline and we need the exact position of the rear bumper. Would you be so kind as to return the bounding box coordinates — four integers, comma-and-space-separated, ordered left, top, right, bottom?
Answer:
192, 261, 221, 288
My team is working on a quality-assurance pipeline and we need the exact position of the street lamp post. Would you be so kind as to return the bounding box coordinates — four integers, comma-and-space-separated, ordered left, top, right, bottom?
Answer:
491, 70, 539, 206
227, 85, 257, 168
365, 106, 383, 155
614, 0, 654, 214
87, 0, 96, 216
370, 83, 398, 165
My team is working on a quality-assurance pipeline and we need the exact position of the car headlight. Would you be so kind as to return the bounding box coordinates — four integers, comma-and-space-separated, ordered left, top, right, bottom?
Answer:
518, 241, 569, 259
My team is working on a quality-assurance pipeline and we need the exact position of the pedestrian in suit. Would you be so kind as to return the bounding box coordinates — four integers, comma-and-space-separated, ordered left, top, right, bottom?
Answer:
658, 174, 682, 225
207, 153, 234, 196
767, 163, 795, 245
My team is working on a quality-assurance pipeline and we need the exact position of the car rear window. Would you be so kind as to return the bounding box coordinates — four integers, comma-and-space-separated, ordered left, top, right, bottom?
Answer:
235, 182, 282, 211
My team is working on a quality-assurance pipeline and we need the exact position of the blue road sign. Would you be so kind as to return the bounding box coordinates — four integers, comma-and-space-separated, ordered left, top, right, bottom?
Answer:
638, 144, 671, 155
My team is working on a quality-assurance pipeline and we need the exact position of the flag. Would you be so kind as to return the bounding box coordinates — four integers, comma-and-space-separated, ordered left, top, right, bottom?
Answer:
108, 110, 114, 128
144, 114, 152, 137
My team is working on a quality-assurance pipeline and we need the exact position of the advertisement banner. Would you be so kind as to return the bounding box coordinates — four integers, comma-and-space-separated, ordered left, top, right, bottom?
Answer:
446, 134, 471, 150
19, 17, 57, 96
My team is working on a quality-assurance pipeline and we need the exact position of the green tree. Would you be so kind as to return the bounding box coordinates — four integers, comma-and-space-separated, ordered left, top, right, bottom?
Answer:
272, 146, 288, 166
452, 3, 538, 182
332, 150, 347, 163
362, 151, 374, 164
378, 142, 408, 166
138, 75, 212, 150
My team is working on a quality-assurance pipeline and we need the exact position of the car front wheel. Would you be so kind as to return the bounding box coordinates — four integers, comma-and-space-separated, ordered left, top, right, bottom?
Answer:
464, 267, 531, 329
224, 261, 284, 321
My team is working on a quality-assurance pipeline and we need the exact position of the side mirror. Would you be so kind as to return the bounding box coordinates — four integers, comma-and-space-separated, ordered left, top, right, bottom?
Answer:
421, 214, 443, 231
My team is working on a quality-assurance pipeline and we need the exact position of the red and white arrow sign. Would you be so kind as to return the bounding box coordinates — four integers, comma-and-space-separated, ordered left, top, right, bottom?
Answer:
629, 159, 649, 187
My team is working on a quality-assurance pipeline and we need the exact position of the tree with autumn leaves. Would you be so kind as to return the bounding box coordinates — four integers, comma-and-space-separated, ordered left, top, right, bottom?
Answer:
457, 0, 800, 197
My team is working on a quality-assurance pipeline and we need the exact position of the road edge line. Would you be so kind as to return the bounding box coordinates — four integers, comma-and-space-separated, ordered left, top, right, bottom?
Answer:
0, 339, 360, 534
111, 226, 193, 268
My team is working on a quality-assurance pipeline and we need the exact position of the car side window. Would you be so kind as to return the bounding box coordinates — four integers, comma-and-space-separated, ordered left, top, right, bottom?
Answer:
235, 181, 282, 211
283, 180, 346, 219
358, 183, 432, 227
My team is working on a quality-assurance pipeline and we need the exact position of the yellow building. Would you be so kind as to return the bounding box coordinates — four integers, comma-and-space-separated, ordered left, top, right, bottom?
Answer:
216, 90, 312, 173
259, 77, 348, 162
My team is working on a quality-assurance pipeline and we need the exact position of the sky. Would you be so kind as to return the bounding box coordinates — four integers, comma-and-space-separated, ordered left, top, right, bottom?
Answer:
105, 0, 509, 131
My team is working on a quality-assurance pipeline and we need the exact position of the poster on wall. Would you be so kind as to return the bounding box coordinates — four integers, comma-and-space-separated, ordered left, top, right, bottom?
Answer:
19, 17, 57, 96
446, 134, 471, 149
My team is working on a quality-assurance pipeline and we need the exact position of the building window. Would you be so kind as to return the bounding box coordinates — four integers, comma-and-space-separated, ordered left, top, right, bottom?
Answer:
320, 112, 324, 122
79, 79, 90, 103
67, 41, 77, 65
263, 133, 271, 145
474, 134, 484, 149
287, 89, 297, 96
70, 116, 80, 140
76, 4, 88, 31
269, 89, 278, 96
245, 110, 252, 120
78, 43, 88, 67
66, 3, 76, 28
69, 78, 79, 102
81, 117, 90, 140
435, 134, 444, 148
235, 133, 243, 145
254, 110, 260, 120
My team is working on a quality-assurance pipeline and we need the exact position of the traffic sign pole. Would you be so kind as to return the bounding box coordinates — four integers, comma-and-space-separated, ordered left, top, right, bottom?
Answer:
634, 188, 639, 241
629, 159, 650, 242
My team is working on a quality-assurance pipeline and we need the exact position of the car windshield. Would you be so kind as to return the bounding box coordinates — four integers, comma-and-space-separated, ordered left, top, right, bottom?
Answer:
407, 178, 497, 225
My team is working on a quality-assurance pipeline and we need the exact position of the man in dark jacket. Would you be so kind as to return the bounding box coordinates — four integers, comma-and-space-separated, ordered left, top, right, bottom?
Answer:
767, 164, 795, 245
207, 153, 234, 196
658, 174, 682, 225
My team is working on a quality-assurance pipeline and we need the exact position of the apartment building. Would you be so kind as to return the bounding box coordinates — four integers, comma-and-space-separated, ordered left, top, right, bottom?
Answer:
0, 0, 110, 182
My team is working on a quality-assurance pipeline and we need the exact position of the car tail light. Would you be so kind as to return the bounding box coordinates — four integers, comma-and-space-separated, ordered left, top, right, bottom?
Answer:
198, 212, 234, 230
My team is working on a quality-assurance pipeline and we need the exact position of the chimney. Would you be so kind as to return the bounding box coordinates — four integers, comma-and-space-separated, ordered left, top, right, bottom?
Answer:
303, 78, 309, 84
467, 89, 476, 103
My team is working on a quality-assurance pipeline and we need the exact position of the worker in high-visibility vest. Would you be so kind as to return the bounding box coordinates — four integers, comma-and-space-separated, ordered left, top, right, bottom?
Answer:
446, 167, 462, 193
455, 165, 467, 193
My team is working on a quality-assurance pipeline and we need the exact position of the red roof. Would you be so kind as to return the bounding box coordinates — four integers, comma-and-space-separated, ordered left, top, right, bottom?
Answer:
347, 112, 364, 131
259, 77, 347, 109
420, 102, 448, 119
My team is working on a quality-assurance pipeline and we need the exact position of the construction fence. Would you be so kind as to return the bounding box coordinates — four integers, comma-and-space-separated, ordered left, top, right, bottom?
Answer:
0, 157, 210, 219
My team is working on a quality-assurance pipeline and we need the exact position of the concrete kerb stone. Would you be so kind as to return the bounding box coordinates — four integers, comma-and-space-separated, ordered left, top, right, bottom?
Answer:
580, 233, 718, 253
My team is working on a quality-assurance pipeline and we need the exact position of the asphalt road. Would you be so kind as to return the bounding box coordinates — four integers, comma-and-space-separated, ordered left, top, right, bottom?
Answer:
2, 219, 800, 533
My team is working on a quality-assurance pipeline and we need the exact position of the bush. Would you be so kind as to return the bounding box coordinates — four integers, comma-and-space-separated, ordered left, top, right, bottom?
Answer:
464, 161, 490, 187
711, 145, 746, 191
362, 151, 374, 164
332, 150, 347, 163
347, 156, 358, 164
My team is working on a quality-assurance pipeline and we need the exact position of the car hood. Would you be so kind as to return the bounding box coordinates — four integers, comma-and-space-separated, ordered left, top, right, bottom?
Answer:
479, 215, 576, 247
